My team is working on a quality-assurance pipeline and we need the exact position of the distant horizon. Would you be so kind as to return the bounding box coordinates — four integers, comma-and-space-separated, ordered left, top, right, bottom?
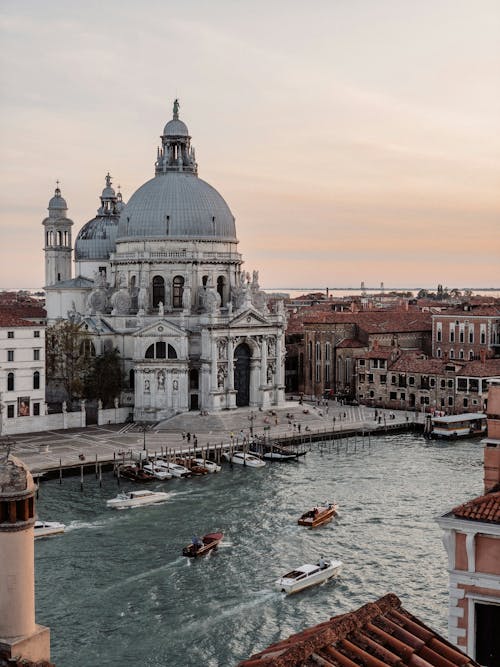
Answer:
2, 285, 499, 293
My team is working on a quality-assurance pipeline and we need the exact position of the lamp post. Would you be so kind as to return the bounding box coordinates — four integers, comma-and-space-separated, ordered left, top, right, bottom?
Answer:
249, 411, 255, 437
141, 423, 148, 451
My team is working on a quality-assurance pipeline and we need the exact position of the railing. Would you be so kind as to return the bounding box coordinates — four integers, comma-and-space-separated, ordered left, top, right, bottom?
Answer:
111, 250, 242, 262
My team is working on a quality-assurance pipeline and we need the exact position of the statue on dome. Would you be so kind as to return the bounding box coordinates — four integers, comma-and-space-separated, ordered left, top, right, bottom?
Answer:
173, 98, 180, 119
105, 172, 112, 187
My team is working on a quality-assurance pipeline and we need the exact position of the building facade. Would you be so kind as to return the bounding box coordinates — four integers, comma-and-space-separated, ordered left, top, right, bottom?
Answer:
437, 379, 500, 666
0, 313, 46, 435
43, 101, 286, 420
432, 308, 500, 361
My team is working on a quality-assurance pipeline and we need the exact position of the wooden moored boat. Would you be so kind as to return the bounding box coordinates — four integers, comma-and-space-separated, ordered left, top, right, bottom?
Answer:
182, 531, 224, 557
119, 465, 155, 482
298, 502, 338, 528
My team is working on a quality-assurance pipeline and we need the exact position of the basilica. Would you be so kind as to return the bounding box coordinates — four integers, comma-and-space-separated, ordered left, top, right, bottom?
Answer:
43, 101, 286, 420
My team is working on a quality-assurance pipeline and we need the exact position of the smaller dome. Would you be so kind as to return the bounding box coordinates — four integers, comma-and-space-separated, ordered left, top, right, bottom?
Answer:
102, 186, 116, 198
48, 186, 67, 213
163, 118, 189, 137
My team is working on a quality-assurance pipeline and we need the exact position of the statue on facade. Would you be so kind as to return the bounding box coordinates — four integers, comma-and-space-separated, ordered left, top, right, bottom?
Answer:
267, 363, 275, 384
157, 370, 166, 390
217, 365, 226, 389
217, 338, 227, 359
158, 301, 164, 317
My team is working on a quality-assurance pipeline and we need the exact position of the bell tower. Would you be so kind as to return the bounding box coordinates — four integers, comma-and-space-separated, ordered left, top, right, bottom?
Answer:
0, 453, 51, 662
43, 183, 73, 286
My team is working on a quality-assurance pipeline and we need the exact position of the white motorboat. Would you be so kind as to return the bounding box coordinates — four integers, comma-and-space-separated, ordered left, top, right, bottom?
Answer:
275, 558, 343, 594
223, 451, 266, 467
154, 460, 191, 478
143, 462, 172, 480
191, 458, 221, 473
34, 520, 66, 538
106, 489, 169, 510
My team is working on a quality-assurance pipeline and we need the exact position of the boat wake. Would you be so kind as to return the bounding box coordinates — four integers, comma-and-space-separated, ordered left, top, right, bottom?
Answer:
101, 559, 184, 594
66, 518, 115, 532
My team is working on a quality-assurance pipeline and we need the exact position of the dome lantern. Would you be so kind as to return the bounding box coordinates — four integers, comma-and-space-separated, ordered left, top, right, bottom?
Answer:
155, 99, 197, 175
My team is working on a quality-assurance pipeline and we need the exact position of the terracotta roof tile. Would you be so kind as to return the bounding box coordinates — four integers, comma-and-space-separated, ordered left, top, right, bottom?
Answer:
456, 359, 500, 377
238, 594, 477, 667
300, 312, 432, 334
451, 490, 500, 524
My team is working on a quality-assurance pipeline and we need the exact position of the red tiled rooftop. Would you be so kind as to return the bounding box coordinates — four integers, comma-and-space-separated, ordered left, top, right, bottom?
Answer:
301, 311, 431, 334
0, 313, 35, 327
238, 593, 477, 667
451, 490, 500, 524
456, 359, 500, 377
336, 338, 365, 349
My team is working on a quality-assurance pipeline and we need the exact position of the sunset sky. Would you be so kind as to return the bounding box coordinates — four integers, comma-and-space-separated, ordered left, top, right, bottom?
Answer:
1, 0, 499, 290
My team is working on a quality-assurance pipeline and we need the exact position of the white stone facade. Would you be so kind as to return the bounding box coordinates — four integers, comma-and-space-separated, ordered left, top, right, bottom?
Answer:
0, 321, 46, 435
43, 102, 286, 420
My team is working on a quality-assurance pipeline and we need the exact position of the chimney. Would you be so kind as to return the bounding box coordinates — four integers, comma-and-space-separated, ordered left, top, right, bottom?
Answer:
483, 379, 500, 494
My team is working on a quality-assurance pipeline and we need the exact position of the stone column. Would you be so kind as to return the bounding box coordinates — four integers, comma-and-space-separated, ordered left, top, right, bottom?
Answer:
211, 338, 218, 391
227, 338, 234, 390
250, 359, 260, 407
260, 337, 268, 387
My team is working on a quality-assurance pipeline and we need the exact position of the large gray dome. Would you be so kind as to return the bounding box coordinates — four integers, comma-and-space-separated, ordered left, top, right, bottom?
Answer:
116, 172, 237, 242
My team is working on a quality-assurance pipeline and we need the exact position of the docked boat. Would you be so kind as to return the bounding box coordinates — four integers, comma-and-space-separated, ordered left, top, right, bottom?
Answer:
251, 442, 307, 461
34, 520, 66, 538
143, 462, 172, 480
275, 558, 343, 594
175, 458, 209, 475
182, 531, 224, 557
106, 489, 169, 510
119, 465, 155, 482
222, 451, 266, 467
155, 460, 192, 478
428, 413, 487, 439
191, 458, 221, 473
298, 502, 338, 528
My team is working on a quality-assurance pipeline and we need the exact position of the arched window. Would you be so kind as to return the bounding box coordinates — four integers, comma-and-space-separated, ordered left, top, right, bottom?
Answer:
449, 349, 454, 359
57, 230, 62, 245
145, 343, 177, 359
217, 276, 225, 305
33, 371, 40, 390
202, 275, 208, 287
172, 276, 184, 308
7, 372, 14, 391
152, 276, 165, 309
469, 350, 474, 360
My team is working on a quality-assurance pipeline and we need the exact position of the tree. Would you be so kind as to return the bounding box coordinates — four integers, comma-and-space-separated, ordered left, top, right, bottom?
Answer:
46, 321, 92, 401
84, 348, 124, 407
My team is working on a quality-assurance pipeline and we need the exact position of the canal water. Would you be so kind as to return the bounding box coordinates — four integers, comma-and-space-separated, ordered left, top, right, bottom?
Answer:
35, 433, 483, 666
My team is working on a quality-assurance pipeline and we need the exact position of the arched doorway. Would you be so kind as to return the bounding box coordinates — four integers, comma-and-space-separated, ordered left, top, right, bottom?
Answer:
234, 343, 251, 407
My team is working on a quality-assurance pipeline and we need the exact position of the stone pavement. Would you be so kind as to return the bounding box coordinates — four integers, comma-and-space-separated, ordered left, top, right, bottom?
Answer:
3, 400, 423, 474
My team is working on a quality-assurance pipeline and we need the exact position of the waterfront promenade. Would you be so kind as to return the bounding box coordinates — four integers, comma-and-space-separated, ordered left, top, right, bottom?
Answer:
4, 400, 424, 475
